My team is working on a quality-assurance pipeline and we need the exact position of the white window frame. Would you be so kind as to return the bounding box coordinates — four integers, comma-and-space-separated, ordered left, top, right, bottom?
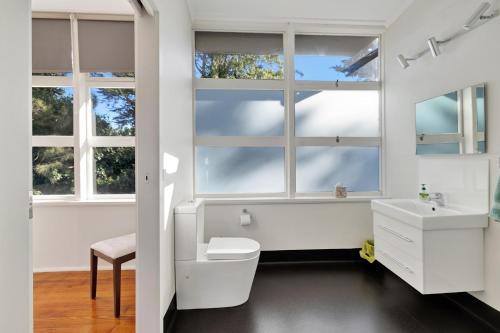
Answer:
192, 26, 384, 198
32, 13, 136, 202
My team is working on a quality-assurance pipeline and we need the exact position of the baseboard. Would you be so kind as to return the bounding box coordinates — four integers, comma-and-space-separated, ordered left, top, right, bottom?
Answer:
34, 264, 136, 273
442, 292, 500, 332
259, 248, 363, 263
163, 293, 177, 333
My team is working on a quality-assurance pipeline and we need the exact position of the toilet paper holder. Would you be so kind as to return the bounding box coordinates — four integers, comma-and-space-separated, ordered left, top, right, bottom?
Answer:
240, 209, 252, 226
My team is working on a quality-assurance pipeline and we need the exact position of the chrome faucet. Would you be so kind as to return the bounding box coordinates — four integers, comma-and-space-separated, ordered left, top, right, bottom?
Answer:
429, 192, 445, 207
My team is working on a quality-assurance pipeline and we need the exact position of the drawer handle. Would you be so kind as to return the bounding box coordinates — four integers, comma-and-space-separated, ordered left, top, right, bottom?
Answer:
379, 250, 414, 274
379, 225, 413, 243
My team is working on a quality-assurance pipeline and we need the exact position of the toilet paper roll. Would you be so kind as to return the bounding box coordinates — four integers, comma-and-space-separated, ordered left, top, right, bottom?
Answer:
240, 214, 252, 226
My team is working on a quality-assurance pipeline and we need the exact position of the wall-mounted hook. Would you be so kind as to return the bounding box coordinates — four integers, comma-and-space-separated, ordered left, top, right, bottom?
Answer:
335, 80, 339, 88
336, 136, 340, 143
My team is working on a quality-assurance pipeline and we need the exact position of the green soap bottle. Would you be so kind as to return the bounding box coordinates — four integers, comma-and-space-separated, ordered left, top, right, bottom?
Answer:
419, 184, 430, 201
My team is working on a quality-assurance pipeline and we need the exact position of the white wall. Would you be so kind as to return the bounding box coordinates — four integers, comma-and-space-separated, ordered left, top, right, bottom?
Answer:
0, 0, 32, 332
384, 0, 500, 310
156, 0, 194, 319
205, 201, 373, 250
33, 203, 136, 271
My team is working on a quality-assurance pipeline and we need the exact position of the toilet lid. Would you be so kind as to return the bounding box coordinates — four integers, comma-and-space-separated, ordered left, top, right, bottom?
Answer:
206, 237, 260, 260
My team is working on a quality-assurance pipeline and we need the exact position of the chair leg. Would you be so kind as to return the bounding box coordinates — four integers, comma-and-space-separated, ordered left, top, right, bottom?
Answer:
90, 249, 98, 299
113, 261, 122, 318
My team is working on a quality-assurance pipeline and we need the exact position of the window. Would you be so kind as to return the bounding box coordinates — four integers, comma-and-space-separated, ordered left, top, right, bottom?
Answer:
32, 17, 135, 200
194, 31, 381, 197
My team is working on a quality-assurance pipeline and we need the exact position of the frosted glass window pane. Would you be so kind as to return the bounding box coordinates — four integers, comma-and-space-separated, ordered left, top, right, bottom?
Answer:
295, 90, 379, 137
416, 143, 460, 155
416, 92, 459, 135
196, 90, 284, 136
294, 35, 379, 82
296, 146, 379, 192
196, 147, 285, 193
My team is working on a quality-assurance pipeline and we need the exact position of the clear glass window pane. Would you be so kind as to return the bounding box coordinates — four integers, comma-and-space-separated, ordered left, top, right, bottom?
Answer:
32, 72, 73, 77
295, 90, 379, 137
195, 32, 284, 80
296, 146, 379, 192
416, 143, 460, 155
32, 87, 73, 136
91, 88, 135, 136
295, 35, 379, 81
94, 147, 135, 194
33, 147, 74, 195
196, 146, 285, 194
89, 72, 135, 78
416, 92, 459, 135
196, 90, 285, 136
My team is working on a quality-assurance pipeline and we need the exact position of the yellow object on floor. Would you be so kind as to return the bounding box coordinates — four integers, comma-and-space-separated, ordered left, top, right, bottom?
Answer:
360, 240, 376, 263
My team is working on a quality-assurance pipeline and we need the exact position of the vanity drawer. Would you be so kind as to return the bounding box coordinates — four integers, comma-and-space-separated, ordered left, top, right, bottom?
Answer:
376, 239, 423, 292
374, 212, 423, 259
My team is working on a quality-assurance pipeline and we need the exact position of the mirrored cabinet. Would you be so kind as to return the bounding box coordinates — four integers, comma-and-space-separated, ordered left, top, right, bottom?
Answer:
415, 83, 486, 155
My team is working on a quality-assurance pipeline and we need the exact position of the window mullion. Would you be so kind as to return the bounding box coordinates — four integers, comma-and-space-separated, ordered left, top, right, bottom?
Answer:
70, 14, 88, 201
285, 27, 296, 198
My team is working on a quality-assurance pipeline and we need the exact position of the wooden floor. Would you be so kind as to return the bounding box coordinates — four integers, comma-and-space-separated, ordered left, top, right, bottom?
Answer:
34, 270, 135, 333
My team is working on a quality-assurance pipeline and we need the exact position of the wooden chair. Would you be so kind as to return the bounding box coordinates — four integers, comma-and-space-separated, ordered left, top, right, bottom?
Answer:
90, 233, 136, 318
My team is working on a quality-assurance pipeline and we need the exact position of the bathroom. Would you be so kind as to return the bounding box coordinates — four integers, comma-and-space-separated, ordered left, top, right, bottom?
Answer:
2, 0, 500, 332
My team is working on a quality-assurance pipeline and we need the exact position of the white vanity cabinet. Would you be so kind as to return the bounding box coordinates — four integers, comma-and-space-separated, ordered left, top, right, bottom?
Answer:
372, 200, 487, 294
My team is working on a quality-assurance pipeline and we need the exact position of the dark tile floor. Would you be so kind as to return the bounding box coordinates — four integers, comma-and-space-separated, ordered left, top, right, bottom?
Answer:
173, 262, 494, 333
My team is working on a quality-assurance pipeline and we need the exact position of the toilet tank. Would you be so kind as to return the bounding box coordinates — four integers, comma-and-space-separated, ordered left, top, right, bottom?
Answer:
174, 199, 205, 261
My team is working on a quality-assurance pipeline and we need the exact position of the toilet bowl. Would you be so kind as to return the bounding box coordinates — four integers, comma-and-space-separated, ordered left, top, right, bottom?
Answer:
174, 200, 260, 310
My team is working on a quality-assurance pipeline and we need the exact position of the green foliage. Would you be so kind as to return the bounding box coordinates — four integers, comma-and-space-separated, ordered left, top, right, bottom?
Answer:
195, 53, 284, 80
95, 147, 135, 194
93, 88, 135, 136
32, 87, 73, 135
32, 147, 74, 195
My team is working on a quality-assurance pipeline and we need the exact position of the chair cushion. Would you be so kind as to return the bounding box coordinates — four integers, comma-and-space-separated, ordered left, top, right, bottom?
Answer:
91, 233, 136, 259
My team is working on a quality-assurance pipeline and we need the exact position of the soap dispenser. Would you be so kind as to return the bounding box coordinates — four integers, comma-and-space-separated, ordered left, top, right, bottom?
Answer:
419, 184, 430, 201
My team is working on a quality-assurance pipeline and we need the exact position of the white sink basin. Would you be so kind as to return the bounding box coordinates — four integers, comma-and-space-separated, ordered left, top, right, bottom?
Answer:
372, 199, 488, 230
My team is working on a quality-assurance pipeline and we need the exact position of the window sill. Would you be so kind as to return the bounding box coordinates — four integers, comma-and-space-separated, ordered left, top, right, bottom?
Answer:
33, 198, 136, 207
202, 196, 389, 205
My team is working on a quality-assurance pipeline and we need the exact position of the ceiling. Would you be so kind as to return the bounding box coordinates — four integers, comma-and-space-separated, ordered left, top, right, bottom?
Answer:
32, 0, 413, 27
187, 0, 414, 26
31, 0, 134, 15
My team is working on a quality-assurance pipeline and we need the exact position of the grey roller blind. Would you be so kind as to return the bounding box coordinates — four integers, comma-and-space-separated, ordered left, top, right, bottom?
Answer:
195, 32, 283, 55
32, 19, 72, 73
78, 20, 134, 73
295, 35, 377, 56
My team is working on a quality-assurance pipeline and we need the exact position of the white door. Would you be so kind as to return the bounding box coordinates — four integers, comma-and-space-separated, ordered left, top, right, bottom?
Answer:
0, 0, 33, 332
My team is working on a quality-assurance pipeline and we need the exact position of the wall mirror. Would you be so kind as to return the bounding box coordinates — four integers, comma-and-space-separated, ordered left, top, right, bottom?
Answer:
415, 83, 486, 155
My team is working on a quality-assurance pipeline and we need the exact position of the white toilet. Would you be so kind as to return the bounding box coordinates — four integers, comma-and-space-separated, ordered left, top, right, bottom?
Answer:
174, 199, 261, 310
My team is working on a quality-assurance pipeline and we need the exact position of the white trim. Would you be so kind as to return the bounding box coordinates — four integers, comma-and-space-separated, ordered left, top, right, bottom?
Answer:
295, 137, 381, 146
32, 136, 74, 147
33, 198, 136, 207
415, 133, 462, 145
202, 195, 388, 205
31, 12, 134, 21
89, 136, 136, 147
295, 81, 380, 91
192, 19, 387, 34
86, 79, 136, 88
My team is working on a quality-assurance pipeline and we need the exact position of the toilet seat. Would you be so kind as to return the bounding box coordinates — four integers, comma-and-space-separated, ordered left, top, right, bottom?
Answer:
206, 237, 260, 260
